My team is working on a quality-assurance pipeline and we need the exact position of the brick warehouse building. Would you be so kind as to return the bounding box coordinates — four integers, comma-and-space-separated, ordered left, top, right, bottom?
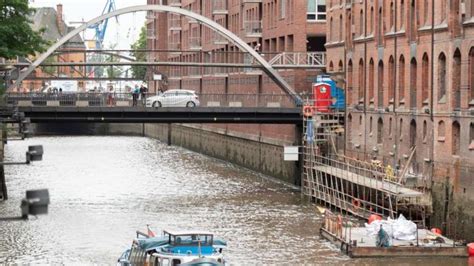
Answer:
326, 0, 474, 237
22, 4, 86, 92
144, 0, 327, 184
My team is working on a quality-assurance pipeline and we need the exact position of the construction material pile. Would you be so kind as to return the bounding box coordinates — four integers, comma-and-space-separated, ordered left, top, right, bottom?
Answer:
365, 214, 417, 241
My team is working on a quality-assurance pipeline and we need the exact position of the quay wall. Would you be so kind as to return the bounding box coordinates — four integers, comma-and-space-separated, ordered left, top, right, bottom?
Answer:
31, 123, 144, 136
29, 122, 300, 185
143, 123, 300, 186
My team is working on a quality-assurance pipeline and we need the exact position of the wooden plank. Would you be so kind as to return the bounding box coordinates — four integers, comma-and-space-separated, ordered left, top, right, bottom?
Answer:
315, 165, 423, 197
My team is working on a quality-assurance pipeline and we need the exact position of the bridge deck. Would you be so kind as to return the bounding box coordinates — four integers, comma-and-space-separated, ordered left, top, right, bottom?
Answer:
18, 106, 302, 124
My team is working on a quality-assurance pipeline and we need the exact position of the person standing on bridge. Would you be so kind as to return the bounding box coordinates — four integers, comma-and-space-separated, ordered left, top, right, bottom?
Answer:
132, 84, 139, 106
140, 84, 148, 106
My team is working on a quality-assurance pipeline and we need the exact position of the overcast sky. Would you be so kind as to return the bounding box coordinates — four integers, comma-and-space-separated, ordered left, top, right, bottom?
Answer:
30, 0, 146, 49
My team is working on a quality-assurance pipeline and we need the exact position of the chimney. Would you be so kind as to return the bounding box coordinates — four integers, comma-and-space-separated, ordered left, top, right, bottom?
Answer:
56, 4, 64, 35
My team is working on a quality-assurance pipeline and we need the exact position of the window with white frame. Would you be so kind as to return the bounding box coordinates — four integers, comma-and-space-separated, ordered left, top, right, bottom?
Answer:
307, 0, 326, 21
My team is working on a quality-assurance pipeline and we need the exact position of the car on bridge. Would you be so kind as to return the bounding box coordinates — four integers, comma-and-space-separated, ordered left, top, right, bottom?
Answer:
146, 89, 200, 108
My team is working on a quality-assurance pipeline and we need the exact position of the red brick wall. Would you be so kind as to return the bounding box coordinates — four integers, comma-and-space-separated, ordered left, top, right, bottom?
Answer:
327, 0, 474, 192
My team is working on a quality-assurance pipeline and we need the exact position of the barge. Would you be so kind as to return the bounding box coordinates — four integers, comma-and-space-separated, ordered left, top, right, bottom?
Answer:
320, 211, 468, 258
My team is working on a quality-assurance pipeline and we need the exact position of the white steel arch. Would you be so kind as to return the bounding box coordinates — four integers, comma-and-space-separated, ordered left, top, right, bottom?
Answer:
12, 5, 299, 100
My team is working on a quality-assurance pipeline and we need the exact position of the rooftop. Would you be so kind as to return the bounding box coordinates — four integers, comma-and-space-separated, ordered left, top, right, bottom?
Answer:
29, 7, 85, 49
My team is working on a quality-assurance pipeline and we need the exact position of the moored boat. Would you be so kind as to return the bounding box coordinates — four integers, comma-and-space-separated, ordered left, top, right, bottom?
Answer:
118, 228, 227, 266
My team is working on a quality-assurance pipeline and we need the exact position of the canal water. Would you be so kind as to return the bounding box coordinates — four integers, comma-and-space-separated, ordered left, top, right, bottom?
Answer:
0, 136, 469, 265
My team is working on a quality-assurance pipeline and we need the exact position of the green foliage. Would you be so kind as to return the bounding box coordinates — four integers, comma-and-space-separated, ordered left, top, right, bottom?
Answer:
105, 43, 122, 79
41, 56, 57, 76
0, 0, 48, 59
130, 25, 147, 80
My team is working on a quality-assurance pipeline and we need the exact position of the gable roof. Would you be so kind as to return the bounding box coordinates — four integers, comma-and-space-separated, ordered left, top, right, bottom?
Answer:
29, 7, 85, 49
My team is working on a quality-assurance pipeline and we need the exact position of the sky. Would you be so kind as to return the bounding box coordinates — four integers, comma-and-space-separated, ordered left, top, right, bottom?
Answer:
29, 0, 146, 49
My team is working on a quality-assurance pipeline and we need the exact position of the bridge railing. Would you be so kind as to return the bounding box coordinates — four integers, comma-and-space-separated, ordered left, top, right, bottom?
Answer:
5, 92, 299, 108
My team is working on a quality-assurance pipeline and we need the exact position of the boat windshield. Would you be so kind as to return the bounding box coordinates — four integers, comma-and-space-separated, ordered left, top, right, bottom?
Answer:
168, 234, 213, 246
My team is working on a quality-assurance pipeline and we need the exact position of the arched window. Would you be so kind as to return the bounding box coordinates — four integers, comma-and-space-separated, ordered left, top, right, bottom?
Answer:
438, 53, 447, 101
469, 48, 474, 103
409, 0, 416, 41
339, 15, 343, 41
410, 120, 417, 148
423, 0, 429, 25
378, 60, 384, 108
377, 118, 384, 144
438, 120, 446, 139
348, 60, 353, 105
399, 55, 406, 103
399, 118, 404, 141
348, 113, 353, 144
471, 0, 474, 18
389, 117, 393, 137
440, 0, 447, 23
423, 120, 427, 142
389, 2, 394, 31
369, 7, 374, 34
400, 0, 405, 29
370, 116, 373, 133
422, 53, 429, 104
369, 58, 375, 102
388, 56, 395, 103
348, 13, 353, 44
329, 61, 334, 72
360, 10, 364, 36
410, 58, 417, 109
452, 121, 461, 155
453, 49, 461, 109
378, 7, 383, 44
330, 17, 334, 42
338, 60, 343, 72
470, 122, 474, 146
358, 59, 365, 101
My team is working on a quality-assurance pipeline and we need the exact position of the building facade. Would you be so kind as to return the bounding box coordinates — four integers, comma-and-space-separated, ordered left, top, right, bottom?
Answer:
326, 0, 474, 236
22, 4, 86, 92
145, 0, 327, 144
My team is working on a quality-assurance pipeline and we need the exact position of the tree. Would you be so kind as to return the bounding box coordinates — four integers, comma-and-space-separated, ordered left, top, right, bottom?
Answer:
0, 0, 48, 60
105, 43, 122, 79
130, 25, 147, 80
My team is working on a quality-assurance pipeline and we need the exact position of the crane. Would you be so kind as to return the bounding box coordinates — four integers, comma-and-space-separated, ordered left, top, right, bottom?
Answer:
88, 0, 117, 49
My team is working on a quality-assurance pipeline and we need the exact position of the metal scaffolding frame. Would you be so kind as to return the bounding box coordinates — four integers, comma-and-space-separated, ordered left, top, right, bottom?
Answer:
302, 103, 432, 225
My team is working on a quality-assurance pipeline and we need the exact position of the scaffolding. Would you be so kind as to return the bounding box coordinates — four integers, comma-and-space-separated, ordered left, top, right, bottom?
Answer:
302, 102, 432, 225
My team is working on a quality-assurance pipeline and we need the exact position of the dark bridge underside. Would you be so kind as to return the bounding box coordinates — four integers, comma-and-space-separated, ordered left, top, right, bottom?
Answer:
18, 107, 302, 124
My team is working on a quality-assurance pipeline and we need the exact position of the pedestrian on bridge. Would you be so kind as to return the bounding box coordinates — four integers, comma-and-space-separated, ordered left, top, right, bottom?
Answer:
140, 84, 148, 106
132, 85, 139, 106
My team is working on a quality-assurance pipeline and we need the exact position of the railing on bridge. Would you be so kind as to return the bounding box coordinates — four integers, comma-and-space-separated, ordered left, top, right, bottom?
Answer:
268, 52, 326, 68
5, 92, 299, 109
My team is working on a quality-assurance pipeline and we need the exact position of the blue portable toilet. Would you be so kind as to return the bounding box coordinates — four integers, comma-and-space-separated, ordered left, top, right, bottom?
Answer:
314, 75, 345, 110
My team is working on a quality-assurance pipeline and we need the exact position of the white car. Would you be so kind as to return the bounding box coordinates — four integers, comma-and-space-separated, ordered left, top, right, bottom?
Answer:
146, 89, 200, 108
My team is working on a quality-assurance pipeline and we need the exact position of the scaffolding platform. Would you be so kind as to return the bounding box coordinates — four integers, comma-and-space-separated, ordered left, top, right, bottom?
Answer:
316, 165, 423, 197
301, 101, 432, 222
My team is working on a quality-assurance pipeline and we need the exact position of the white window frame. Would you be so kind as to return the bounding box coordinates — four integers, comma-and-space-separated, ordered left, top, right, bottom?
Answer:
307, 0, 326, 21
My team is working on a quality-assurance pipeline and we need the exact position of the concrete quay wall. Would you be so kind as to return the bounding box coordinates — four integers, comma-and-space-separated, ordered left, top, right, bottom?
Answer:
29, 122, 300, 185
143, 123, 300, 185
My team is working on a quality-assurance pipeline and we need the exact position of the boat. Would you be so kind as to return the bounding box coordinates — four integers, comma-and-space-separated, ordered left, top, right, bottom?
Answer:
118, 228, 227, 266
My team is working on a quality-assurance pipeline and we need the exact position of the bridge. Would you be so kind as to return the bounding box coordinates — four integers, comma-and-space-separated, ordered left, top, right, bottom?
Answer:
6, 93, 303, 124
